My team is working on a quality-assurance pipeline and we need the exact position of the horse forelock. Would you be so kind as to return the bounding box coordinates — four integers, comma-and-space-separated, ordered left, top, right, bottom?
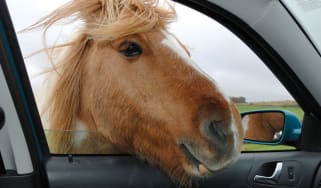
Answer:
27, 0, 176, 42
83, 0, 176, 41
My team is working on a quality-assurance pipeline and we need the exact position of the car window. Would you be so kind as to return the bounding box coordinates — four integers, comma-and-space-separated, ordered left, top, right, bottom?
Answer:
6, 0, 303, 155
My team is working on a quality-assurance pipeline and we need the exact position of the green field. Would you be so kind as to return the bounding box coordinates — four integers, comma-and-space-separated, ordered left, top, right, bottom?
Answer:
236, 103, 304, 120
242, 143, 295, 151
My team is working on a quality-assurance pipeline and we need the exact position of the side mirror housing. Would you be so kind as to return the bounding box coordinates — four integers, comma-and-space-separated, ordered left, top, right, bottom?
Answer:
241, 110, 301, 145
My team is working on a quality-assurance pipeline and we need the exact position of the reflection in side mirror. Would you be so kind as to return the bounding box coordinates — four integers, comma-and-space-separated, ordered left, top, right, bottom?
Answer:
243, 112, 284, 142
242, 110, 302, 145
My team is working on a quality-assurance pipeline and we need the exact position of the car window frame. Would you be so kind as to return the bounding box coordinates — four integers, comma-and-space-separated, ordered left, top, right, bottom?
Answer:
2, 0, 321, 188
1, 0, 313, 159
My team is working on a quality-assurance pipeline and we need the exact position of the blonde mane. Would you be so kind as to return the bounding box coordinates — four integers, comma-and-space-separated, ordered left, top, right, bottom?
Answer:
32, 0, 176, 153
28, 0, 175, 41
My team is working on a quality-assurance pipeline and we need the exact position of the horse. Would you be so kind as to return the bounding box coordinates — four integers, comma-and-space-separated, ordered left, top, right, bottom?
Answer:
29, 0, 244, 185
243, 112, 284, 141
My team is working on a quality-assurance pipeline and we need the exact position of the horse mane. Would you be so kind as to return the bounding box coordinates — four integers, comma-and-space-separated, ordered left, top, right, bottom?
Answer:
29, 0, 176, 153
28, 0, 176, 41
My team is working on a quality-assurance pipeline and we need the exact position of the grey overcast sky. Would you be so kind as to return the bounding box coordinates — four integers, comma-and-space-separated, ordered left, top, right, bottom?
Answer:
6, 0, 294, 102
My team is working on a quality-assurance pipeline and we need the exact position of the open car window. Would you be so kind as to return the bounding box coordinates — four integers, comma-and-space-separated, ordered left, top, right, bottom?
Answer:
6, 0, 303, 156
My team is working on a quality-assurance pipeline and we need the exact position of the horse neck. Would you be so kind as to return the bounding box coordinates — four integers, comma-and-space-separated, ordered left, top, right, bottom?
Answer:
37, 79, 121, 153
72, 119, 124, 154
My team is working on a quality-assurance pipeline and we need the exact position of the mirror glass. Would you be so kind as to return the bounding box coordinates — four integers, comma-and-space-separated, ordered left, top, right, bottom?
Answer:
243, 112, 284, 142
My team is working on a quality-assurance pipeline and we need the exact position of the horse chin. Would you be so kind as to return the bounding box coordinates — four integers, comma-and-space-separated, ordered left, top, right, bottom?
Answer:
183, 152, 241, 178
179, 139, 241, 178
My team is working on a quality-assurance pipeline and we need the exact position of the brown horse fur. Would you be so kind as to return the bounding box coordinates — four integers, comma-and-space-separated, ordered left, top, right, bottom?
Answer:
243, 112, 284, 141
30, 0, 244, 185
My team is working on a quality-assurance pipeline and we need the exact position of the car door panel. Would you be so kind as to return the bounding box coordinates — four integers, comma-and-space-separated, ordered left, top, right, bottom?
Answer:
248, 151, 320, 188
45, 152, 321, 188
199, 151, 320, 188
46, 155, 176, 188
45, 154, 254, 188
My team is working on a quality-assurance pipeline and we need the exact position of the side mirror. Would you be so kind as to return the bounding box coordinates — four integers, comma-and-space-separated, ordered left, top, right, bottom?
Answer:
241, 110, 301, 145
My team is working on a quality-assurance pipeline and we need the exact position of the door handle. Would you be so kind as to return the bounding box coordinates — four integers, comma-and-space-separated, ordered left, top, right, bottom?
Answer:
254, 162, 283, 184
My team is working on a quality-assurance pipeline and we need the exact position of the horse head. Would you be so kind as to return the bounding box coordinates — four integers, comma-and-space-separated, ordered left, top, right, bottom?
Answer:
33, 0, 244, 183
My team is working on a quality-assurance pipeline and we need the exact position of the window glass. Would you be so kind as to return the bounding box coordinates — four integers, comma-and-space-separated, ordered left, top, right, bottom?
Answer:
6, 0, 303, 154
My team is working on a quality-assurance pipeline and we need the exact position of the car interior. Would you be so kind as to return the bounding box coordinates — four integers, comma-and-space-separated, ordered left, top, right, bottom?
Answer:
1, 0, 321, 188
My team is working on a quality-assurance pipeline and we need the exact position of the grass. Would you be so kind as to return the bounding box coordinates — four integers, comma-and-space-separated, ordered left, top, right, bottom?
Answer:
242, 143, 296, 151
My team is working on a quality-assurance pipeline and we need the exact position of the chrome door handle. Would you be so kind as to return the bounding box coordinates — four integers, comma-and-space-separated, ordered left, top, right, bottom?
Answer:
254, 162, 283, 184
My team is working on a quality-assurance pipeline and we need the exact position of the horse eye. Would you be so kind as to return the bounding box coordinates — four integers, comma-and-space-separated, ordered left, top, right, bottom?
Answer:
119, 41, 143, 58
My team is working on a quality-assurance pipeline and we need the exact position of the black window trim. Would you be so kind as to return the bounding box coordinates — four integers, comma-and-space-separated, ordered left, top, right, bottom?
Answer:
0, 1, 48, 187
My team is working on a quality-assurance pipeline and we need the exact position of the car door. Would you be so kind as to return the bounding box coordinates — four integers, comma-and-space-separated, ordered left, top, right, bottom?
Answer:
1, 0, 321, 188
0, 2, 48, 188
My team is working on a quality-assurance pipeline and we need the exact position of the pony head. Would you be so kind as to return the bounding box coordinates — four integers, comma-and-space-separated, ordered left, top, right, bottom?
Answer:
33, 0, 244, 184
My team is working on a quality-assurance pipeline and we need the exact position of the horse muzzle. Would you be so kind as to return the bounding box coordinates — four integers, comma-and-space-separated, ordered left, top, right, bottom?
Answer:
179, 102, 242, 177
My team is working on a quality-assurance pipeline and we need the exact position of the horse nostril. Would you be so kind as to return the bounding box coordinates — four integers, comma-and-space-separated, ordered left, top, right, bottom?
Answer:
206, 120, 227, 143
197, 102, 232, 145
